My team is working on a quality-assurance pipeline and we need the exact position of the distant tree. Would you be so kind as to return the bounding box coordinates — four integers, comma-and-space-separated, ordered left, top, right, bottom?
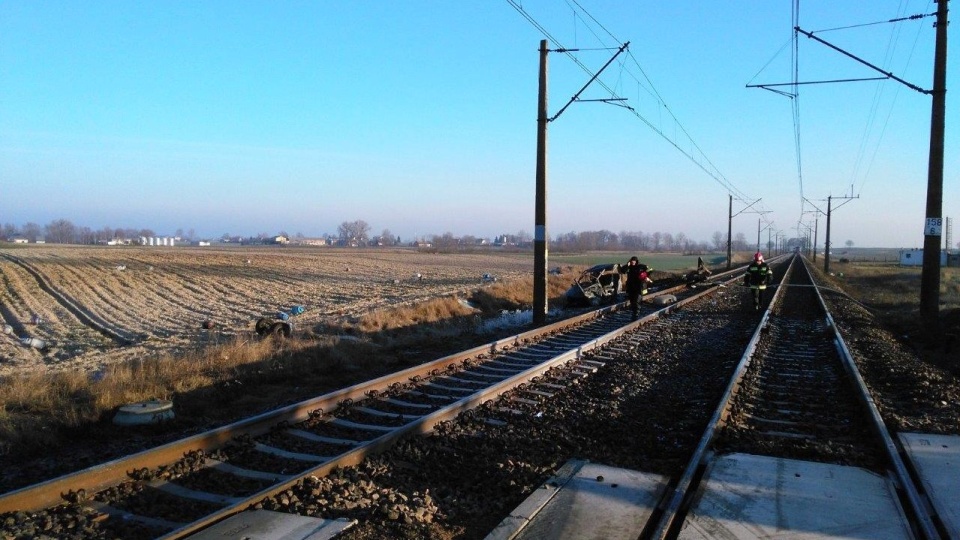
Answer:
3, 223, 19, 238
187, 228, 196, 241
461, 234, 477, 247
138, 229, 155, 239
675, 232, 688, 252
22, 222, 41, 242
97, 226, 115, 242
380, 229, 393, 246
661, 233, 674, 251
338, 220, 370, 245
651, 232, 662, 252
516, 230, 532, 244
278, 231, 289, 238
734, 232, 748, 251
45, 219, 76, 244
432, 232, 458, 251
845, 240, 854, 248
77, 226, 95, 244
175, 228, 185, 239
712, 231, 724, 251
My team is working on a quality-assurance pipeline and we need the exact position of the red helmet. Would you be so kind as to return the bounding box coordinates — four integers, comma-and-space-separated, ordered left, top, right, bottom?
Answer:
754, 252, 764, 263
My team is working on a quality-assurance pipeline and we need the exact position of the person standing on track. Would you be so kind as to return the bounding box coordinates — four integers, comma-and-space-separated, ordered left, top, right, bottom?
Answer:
743, 252, 772, 310
620, 256, 653, 321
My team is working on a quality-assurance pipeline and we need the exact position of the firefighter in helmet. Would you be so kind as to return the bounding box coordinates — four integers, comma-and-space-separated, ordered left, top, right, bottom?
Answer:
743, 252, 772, 310
619, 256, 653, 321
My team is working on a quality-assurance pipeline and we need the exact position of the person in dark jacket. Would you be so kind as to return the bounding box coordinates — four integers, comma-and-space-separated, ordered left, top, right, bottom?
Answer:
743, 252, 772, 310
620, 256, 653, 320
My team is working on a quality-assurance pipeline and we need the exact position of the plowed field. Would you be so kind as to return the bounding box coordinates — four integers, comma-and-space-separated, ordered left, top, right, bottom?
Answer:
0, 246, 531, 376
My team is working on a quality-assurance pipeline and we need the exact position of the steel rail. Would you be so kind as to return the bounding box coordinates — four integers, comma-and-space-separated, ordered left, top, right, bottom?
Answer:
648, 255, 796, 539
649, 255, 942, 540
159, 273, 731, 539
0, 265, 738, 524
802, 256, 943, 540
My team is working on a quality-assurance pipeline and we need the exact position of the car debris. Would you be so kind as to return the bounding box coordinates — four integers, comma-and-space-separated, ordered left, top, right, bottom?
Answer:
685, 256, 713, 288
564, 263, 625, 307
256, 317, 293, 338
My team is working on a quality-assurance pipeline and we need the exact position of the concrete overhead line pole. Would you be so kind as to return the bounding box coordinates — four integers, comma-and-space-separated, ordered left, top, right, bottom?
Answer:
921, 0, 949, 328
534, 40, 549, 326
795, 4, 948, 323
727, 195, 761, 270
532, 39, 629, 326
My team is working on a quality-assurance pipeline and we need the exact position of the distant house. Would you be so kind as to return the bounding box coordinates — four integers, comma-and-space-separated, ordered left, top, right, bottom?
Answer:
11, 238, 29, 244
301, 238, 329, 246
899, 249, 947, 266
271, 235, 289, 245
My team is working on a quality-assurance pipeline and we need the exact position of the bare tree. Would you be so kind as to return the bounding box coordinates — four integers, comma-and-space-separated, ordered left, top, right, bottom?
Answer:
338, 220, 371, 245
45, 219, 76, 244
661, 232, 674, 251
77, 226, 95, 244
845, 240, 854, 248
650, 232, 662, 252
21, 222, 40, 242
712, 231, 724, 251
3, 223, 19, 238
734, 232, 748, 251
380, 229, 394, 246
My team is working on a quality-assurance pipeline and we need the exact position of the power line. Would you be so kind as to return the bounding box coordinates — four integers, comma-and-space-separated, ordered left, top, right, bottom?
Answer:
506, 0, 754, 202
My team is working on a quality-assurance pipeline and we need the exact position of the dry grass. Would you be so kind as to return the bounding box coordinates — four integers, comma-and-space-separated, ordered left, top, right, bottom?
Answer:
816, 261, 960, 373
0, 272, 578, 459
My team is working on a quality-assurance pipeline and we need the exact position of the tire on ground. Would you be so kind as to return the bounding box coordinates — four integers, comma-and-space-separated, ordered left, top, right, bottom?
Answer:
270, 322, 292, 338
255, 317, 273, 335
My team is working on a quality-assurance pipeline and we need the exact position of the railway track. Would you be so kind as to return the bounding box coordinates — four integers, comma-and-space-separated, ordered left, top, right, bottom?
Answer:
0, 265, 739, 539
1, 255, 953, 539
647, 255, 944, 539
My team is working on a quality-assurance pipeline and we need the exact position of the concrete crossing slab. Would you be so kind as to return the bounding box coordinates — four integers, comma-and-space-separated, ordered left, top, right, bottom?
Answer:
899, 432, 960, 536
485, 459, 667, 540
678, 453, 912, 539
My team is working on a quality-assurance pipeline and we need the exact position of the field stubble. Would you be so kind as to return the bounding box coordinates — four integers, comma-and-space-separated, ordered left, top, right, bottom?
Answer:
0, 246, 536, 376
0, 245, 577, 486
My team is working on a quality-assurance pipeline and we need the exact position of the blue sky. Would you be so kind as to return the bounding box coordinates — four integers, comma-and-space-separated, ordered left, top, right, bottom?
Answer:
1, 1, 956, 248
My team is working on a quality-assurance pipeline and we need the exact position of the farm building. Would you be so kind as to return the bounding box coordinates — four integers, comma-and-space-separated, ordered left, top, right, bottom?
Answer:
899, 249, 947, 266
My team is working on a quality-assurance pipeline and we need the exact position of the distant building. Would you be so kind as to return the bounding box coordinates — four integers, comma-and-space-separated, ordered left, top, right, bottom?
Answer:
899, 249, 947, 266
301, 237, 329, 246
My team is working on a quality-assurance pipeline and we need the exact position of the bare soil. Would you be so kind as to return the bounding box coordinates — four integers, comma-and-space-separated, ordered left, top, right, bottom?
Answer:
0, 246, 532, 376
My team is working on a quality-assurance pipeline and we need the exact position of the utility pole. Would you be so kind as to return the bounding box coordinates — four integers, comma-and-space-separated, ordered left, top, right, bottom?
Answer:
825, 196, 833, 273
533, 40, 549, 325
756, 215, 772, 252
727, 195, 733, 269
803, 198, 825, 262
920, 0, 949, 328
532, 40, 629, 326
823, 191, 858, 274
727, 196, 762, 269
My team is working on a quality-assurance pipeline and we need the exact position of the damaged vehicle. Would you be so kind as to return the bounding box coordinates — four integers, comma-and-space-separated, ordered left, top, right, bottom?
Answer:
564, 263, 625, 306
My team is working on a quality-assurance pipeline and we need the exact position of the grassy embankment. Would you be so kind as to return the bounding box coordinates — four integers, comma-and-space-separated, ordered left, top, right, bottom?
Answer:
815, 260, 960, 373
0, 271, 576, 460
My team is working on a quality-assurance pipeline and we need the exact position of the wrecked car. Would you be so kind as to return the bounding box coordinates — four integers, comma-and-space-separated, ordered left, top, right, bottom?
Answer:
564, 263, 625, 306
